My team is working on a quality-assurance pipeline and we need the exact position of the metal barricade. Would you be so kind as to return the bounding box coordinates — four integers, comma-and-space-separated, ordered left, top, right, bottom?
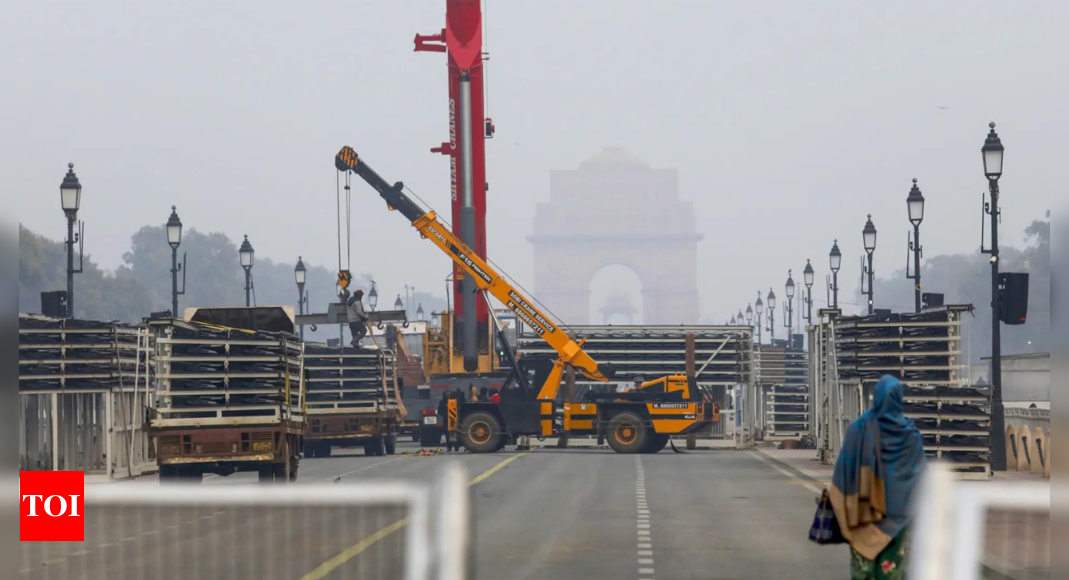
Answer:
18, 465, 470, 580
910, 463, 1053, 580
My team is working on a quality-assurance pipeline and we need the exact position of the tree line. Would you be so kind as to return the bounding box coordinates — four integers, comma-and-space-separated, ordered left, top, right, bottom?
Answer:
18, 223, 445, 342
867, 212, 1049, 359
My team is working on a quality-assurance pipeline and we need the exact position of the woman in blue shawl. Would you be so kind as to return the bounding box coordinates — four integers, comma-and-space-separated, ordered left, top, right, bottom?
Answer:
831, 376, 926, 579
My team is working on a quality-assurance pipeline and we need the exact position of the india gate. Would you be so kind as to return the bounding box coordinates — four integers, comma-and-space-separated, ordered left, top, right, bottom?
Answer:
528, 148, 702, 325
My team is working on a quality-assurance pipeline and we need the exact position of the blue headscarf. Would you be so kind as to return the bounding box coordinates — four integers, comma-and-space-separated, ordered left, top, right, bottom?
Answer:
830, 375, 926, 560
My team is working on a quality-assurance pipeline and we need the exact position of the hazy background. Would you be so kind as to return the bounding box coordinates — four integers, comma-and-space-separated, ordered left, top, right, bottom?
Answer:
7, 1, 1058, 342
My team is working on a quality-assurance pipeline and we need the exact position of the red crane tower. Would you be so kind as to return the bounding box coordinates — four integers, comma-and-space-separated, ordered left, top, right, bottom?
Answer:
416, 0, 494, 373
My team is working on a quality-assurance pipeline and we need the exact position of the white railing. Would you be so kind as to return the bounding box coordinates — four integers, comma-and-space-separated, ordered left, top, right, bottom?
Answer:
19, 465, 470, 580
910, 463, 1052, 580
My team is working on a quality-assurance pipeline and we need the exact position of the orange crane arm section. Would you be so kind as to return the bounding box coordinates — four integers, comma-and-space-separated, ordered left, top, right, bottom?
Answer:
335, 146, 610, 398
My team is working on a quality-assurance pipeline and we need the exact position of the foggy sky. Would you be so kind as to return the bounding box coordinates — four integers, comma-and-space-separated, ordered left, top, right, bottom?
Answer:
8, 0, 1060, 326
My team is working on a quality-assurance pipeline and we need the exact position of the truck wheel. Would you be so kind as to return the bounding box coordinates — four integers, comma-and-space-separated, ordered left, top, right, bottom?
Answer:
606, 412, 650, 454
459, 412, 504, 454
320, 442, 333, 458
304, 442, 318, 459
272, 462, 288, 483
258, 467, 275, 484
644, 434, 670, 454
288, 457, 300, 482
366, 438, 386, 457
385, 435, 397, 456
159, 464, 180, 484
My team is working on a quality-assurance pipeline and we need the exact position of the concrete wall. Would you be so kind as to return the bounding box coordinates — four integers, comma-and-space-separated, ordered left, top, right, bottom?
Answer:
975, 353, 1050, 404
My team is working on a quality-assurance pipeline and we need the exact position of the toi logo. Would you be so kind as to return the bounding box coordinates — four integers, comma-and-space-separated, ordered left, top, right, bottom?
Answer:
20, 472, 85, 542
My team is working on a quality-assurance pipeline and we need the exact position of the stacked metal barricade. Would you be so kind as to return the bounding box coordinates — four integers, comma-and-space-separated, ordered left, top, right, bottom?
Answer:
150, 319, 304, 426
755, 345, 811, 440
18, 314, 155, 479
303, 345, 398, 413
816, 306, 985, 477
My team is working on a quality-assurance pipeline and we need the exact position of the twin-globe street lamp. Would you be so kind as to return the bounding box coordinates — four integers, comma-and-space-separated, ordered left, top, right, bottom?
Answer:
829, 240, 842, 309
239, 235, 255, 307
754, 294, 765, 346
766, 288, 777, 345
166, 207, 187, 317
803, 260, 815, 324
785, 272, 796, 348
982, 122, 1007, 471
862, 215, 878, 315
294, 257, 307, 339
60, 164, 84, 317
906, 178, 927, 313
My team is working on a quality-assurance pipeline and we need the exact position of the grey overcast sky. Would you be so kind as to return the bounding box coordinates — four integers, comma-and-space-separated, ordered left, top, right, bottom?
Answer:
8, 0, 1060, 324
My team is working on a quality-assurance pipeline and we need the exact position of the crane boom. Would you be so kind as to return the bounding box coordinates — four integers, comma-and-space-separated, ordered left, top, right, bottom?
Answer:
335, 146, 612, 399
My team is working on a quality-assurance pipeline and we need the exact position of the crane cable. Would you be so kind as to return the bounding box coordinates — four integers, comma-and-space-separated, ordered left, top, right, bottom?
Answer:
336, 171, 343, 275
345, 171, 353, 272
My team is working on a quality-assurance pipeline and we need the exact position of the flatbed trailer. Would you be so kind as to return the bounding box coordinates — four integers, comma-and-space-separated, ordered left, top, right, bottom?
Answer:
154, 421, 303, 482
302, 346, 402, 457
149, 311, 305, 483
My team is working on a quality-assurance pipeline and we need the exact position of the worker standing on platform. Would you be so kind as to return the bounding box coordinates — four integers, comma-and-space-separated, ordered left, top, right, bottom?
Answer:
346, 289, 369, 347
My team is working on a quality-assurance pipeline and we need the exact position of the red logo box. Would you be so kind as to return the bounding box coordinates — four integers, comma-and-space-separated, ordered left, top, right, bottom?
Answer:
20, 472, 85, 542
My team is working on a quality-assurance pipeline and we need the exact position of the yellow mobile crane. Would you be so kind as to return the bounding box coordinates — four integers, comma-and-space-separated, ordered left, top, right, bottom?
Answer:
336, 147, 719, 454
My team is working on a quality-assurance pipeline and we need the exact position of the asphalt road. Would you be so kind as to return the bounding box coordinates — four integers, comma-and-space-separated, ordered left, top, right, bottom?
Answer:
20, 442, 849, 580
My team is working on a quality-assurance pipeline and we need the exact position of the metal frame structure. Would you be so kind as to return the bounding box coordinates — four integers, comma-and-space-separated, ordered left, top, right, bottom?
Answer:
18, 315, 156, 480
814, 306, 984, 476
755, 344, 811, 441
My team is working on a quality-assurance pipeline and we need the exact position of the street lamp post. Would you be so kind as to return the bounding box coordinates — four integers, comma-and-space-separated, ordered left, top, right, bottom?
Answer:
862, 216, 878, 314
59, 164, 84, 318
417, 303, 425, 322
981, 122, 1007, 471
766, 289, 777, 345
907, 179, 926, 313
829, 240, 842, 309
745, 304, 754, 327
803, 260, 815, 324
754, 294, 764, 346
294, 257, 307, 340
395, 294, 404, 312
368, 282, 379, 311
239, 235, 255, 307
785, 272, 796, 348
167, 206, 187, 318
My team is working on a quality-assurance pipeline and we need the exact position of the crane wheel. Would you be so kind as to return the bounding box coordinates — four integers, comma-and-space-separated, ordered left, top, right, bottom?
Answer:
460, 412, 504, 454
643, 434, 670, 454
607, 412, 650, 454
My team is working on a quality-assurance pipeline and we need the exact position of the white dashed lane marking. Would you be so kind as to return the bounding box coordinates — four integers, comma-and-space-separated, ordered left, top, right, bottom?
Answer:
636, 457, 655, 580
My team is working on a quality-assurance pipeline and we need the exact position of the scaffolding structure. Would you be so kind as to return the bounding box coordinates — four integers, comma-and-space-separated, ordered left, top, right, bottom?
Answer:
813, 306, 984, 477
18, 314, 156, 480
755, 344, 811, 441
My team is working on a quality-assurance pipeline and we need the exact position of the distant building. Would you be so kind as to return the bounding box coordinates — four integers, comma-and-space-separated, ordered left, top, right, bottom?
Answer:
528, 148, 702, 324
